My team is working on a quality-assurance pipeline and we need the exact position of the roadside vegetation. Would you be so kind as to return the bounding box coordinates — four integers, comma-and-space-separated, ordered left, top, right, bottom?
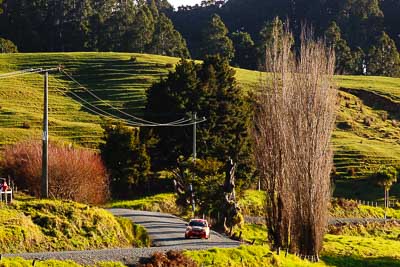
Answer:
109, 193, 179, 215
0, 258, 126, 267
0, 195, 149, 253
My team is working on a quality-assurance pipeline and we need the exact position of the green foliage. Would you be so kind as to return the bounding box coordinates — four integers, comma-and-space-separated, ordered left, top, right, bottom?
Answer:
115, 217, 150, 247
232, 223, 268, 245
0, 196, 146, 253
187, 231, 400, 267
0, 38, 18, 53
145, 56, 254, 182
367, 32, 400, 77
0, 257, 126, 266
328, 221, 400, 240
186, 245, 326, 267
109, 193, 179, 215
149, 13, 190, 58
173, 157, 225, 213
100, 122, 151, 198
238, 190, 266, 217
330, 201, 400, 219
371, 166, 398, 190
230, 31, 256, 69
324, 22, 355, 74
200, 14, 234, 61
0, 0, 189, 56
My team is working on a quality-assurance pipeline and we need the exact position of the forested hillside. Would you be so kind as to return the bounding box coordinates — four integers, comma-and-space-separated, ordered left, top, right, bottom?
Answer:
169, 0, 400, 75
0, 0, 399, 76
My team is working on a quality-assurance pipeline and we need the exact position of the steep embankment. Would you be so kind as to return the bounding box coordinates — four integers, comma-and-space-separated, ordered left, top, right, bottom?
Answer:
1, 53, 400, 200
0, 196, 149, 253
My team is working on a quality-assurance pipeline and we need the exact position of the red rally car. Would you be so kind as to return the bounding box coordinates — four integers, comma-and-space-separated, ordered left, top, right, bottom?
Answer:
184, 219, 210, 239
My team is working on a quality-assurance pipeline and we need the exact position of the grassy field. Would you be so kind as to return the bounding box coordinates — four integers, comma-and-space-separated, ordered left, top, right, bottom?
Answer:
187, 225, 400, 267
0, 194, 149, 253
1, 52, 400, 199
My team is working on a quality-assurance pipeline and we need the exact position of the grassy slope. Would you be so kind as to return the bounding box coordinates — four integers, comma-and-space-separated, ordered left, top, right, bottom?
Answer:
0, 195, 149, 253
187, 224, 400, 267
1, 52, 400, 199
108, 193, 179, 215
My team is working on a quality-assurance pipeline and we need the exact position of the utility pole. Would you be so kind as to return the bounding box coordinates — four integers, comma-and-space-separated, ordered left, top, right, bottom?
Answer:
41, 71, 49, 198
190, 112, 197, 213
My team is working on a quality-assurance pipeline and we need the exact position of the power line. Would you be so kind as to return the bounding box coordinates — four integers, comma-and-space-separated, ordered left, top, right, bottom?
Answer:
0, 67, 60, 79
61, 70, 192, 126
0, 67, 206, 127
52, 76, 206, 127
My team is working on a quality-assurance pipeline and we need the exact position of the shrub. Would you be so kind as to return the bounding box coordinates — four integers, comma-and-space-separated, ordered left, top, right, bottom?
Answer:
347, 167, 357, 176
21, 121, 31, 129
138, 251, 197, 267
363, 117, 373, 126
0, 38, 18, 53
380, 111, 388, 121
1, 140, 109, 204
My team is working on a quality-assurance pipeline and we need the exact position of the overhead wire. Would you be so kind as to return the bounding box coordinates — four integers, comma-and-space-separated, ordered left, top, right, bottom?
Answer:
52, 73, 206, 127
60, 69, 194, 126
0, 67, 206, 127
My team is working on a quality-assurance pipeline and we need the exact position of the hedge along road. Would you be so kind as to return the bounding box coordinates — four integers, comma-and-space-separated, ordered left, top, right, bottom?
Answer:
4, 209, 239, 266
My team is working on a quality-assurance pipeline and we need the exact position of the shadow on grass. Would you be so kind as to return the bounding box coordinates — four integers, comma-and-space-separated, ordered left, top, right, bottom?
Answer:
322, 255, 400, 267
334, 178, 400, 201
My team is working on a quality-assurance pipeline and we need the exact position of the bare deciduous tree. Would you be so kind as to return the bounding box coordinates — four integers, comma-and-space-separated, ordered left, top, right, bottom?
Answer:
252, 23, 337, 259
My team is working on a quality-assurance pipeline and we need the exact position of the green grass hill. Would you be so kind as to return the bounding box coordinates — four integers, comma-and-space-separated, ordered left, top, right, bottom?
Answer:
1, 52, 400, 201
0, 194, 149, 253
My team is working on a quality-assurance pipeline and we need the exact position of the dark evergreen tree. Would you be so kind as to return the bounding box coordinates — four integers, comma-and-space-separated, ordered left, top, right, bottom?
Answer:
367, 32, 400, 77
381, 0, 400, 49
145, 56, 253, 182
350, 47, 366, 75
100, 122, 151, 198
325, 21, 353, 74
149, 13, 190, 58
338, 0, 384, 50
200, 14, 235, 61
145, 59, 199, 166
231, 31, 257, 69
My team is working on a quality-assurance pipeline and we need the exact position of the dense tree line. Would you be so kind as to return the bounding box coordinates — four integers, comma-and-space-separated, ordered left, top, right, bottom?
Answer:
1, 0, 399, 76
169, 0, 400, 76
0, 0, 189, 57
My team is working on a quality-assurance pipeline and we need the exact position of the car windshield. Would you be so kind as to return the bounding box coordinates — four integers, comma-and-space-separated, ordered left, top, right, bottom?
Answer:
189, 221, 206, 227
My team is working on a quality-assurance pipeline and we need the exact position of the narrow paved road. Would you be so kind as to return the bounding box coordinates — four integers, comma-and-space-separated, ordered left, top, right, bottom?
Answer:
110, 209, 239, 248
5, 209, 239, 266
